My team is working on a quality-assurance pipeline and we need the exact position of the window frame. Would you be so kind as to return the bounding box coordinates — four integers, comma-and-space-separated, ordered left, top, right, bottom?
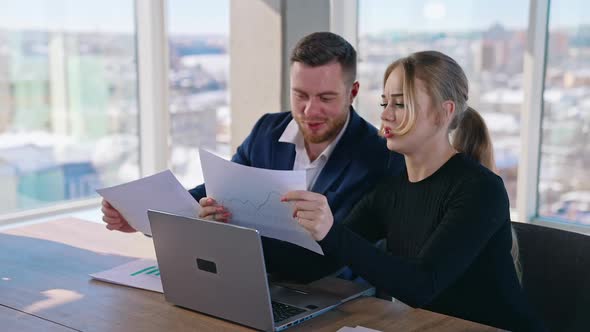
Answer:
3, 0, 590, 235
0, 0, 170, 225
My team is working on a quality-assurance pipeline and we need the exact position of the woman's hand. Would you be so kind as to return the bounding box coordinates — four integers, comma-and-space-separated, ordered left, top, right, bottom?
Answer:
198, 197, 232, 223
281, 190, 333, 241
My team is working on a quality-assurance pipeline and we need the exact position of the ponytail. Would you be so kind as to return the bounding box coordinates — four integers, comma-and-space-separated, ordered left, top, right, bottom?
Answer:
450, 107, 496, 173
511, 227, 523, 284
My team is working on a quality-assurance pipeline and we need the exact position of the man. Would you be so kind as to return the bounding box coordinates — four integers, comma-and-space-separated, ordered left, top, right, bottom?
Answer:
102, 32, 404, 281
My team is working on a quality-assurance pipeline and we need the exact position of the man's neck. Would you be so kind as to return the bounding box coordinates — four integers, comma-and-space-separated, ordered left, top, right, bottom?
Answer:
304, 140, 331, 162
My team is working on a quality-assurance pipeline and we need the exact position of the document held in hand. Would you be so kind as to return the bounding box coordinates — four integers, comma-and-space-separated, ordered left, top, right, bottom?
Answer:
96, 170, 200, 235
199, 149, 324, 255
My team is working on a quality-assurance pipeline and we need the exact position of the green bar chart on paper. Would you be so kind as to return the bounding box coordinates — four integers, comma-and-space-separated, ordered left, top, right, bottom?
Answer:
90, 259, 164, 293
130, 265, 160, 276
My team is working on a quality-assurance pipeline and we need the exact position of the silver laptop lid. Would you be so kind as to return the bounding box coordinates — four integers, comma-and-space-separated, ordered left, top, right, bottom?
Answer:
148, 210, 274, 331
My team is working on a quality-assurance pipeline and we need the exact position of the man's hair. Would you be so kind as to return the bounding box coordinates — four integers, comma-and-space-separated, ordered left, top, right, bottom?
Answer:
290, 32, 357, 86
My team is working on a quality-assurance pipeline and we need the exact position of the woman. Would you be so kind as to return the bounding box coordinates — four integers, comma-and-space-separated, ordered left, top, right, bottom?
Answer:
282, 51, 544, 331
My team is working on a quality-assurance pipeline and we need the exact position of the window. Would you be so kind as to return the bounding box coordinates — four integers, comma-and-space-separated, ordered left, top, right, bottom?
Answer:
0, 0, 139, 215
538, 0, 590, 225
167, 0, 230, 188
357, 0, 529, 208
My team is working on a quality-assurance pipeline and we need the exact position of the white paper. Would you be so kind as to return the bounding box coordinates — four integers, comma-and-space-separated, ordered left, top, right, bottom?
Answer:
199, 149, 323, 255
90, 259, 163, 293
96, 170, 200, 235
336, 327, 382, 332
353, 326, 382, 332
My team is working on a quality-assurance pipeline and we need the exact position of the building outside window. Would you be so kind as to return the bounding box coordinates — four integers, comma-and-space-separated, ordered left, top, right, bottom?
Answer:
357, 0, 529, 209
0, 0, 139, 215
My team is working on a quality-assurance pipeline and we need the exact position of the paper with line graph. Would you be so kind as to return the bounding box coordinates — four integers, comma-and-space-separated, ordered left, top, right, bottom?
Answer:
90, 259, 163, 293
200, 149, 323, 255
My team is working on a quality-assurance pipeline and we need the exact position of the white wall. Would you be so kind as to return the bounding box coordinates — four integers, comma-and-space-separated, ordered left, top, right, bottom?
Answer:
229, 0, 331, 151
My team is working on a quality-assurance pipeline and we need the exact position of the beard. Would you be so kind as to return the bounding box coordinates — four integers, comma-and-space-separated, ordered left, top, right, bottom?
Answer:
294, 109, 348, 144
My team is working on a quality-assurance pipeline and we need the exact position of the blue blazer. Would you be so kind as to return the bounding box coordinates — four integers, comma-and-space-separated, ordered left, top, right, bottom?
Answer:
189, 108, 405, 281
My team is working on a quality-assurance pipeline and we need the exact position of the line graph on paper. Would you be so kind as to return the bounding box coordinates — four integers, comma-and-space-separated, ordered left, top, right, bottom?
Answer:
218, 189, 320, 253
198, 149, 323, 254
219, 190, 293, 222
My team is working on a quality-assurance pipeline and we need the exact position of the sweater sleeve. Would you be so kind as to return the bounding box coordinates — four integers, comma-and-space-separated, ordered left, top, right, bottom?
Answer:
319, 174, 509, 307
261, 237, 342, 282
261, 179, 388, 282
340, 181, 386, 243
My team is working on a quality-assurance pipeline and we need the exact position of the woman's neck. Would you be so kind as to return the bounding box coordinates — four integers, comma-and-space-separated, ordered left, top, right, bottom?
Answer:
404, 141, 457, 183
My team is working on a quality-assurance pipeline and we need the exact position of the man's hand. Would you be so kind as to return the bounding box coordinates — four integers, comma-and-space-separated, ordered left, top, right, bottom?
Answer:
198, 197, 231, 223
281, 190, 333, 241
101, 199, 137, 233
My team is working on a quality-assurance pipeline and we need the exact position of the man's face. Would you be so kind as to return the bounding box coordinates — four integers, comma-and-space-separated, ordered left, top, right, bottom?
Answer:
290, 61, 358, 144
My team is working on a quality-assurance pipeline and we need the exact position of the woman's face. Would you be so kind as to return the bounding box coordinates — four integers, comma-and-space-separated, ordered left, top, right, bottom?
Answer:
380, 65, 446, 155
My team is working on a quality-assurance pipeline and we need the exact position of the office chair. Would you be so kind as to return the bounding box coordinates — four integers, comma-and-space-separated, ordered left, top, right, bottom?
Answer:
512, 221, 590, 332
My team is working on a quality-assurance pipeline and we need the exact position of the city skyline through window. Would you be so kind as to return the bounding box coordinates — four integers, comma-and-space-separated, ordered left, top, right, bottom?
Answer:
358, 0, 530, 210
0, 0, 140, 215
1, 0, 588, 226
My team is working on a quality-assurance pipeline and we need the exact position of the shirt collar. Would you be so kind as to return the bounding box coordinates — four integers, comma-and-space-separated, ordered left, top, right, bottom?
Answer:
279, 111, 350, 162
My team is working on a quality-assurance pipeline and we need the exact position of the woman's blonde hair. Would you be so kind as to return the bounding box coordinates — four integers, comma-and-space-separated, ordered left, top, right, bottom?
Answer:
382, 50, 521, 282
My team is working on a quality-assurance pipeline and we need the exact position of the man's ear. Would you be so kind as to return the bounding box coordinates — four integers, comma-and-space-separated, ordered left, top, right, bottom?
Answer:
349, 81, 360, 104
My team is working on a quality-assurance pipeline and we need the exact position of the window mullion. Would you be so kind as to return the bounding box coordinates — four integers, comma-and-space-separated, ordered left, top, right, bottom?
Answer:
517, 0, 550, 222
135, 0, 170, 176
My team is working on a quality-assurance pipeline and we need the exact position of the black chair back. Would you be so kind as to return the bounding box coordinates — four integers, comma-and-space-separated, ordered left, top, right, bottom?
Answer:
512, 222, 590, 332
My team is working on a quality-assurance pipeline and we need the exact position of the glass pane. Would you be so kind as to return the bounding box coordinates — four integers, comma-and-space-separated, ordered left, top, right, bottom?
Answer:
167, 0, 230, 188
358, 0, 529, 208
538, 0, 590, 225
0, 0, 139, 215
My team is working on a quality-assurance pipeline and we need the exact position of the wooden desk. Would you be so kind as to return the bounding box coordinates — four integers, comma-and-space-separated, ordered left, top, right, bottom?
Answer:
1, 305, 74, 331
0, 218, 500, 331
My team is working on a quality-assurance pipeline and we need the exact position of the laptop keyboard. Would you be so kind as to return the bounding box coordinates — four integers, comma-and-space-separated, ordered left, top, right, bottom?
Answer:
272, 301, 306, 323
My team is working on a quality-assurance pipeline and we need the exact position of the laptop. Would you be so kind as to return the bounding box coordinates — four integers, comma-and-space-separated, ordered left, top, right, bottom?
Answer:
147, 210, 374, 331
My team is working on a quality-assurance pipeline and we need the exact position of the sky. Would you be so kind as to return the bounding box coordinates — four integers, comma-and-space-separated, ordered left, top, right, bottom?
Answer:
359, 0, 530, 34
0, 0, 587, 35
359, 0, 590, 34
0, 0, 229, 35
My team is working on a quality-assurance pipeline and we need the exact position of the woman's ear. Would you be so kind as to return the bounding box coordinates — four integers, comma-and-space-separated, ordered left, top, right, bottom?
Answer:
442, 100, 456, 124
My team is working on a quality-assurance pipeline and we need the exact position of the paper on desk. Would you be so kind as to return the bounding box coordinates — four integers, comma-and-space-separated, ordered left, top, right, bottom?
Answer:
337, 326, 382, 332
354, 327, 382, 332
96, 170, 200, 235
199, 149, 323, 255
90, 259, 163, 293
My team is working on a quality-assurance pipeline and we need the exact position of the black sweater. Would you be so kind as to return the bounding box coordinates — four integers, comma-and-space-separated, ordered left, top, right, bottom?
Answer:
319, 154, 546, 331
